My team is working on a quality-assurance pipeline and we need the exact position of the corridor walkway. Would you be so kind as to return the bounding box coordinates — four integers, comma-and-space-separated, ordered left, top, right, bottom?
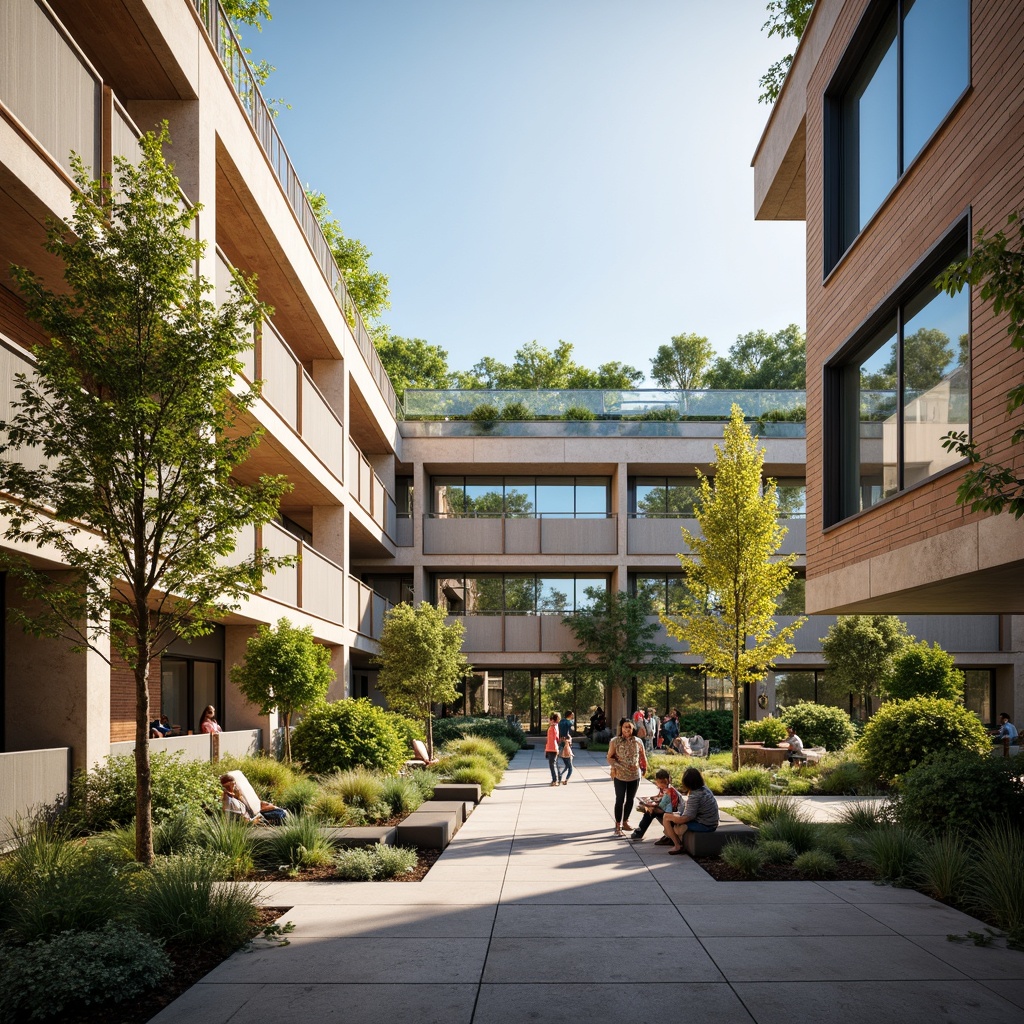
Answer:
153, 749, 1024, 1024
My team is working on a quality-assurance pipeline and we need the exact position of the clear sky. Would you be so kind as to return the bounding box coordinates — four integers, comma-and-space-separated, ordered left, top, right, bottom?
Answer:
247, 0, 806, 378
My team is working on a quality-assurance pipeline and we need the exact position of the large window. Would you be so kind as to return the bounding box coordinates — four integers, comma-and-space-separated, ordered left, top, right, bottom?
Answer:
827, 229, 969, 522
963, 668, 994, 726
630, 477, 700, 517
827, 0, 970, 268
629, 573, 693, 616
434, 574, 608, 615
161, 657, 221, 734
432, 476, 610, 519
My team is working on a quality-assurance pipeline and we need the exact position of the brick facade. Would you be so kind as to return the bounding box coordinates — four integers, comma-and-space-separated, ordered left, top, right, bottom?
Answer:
109, 650, 162, 743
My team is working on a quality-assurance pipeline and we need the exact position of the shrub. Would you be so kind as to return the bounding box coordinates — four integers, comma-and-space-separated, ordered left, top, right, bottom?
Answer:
292, 699, 408, 775
440, 764, 498, 796
563, 405, 597, 421
810, 825, 855, 861
884, 641, 964, 701
442, 736, 508, 774
70, 751, 220, 831
895, 749, 1024, 835
793, 849, 838, 878
432, 715, 527, 749
968, 823, 1024, 942
780, 703, 856, 751
218, 755, 305, 804
500, 400, 533, 420
813, 754, 872, 795
0, 922, 171, 1022
728, 792, 795, 826
854, 826, 924, 884
379, 776, 424, 817
334, 847, 377, 880
308, 792, 351, 823
721, 841, 764, 878
278, 777, 320, 813
835, 800, 888, 834
468, 402, 500, 422
197, 815, 257, 878
387, 712, 426, 752
408, 768, 441, 800
676, 710, 732, 749
257, 814, 335, 870
136, 853, 260, 950
741, 717, 788, 746
719, 767, 773, 794
859, 696, 991, 784
759, 815, 821, 854
758, 839, 797, 863
367, 843, 418, 879
915, 833, 972, 902
321, 769, 387, 809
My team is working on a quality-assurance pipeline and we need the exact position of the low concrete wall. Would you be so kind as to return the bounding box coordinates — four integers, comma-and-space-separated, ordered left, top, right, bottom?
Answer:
0, 747, 70, 842
110, 729, 262, 762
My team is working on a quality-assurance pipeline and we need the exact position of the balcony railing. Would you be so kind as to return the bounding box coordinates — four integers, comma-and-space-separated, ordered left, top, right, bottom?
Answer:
455, 614, 581, 654
626, 516, 806, 556
188, 0, 398, 415
347, 575, 392, 641
348, 438, 397, 540
423, 513, 617, 555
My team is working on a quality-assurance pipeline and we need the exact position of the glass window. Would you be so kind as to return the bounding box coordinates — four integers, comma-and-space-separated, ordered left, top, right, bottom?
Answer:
503, 478, 535, 518
963, 669, 994, 726
665, 479, 700, 516
775, 670, 817, 706
395, 478, 413, 517
536, 478, 575, 518
436, 575, 467, 614
575, 478, 610, 519
775, 479, 806, 518
503, 575, 538, 614
161, 657, 221, 734
161, 659, 188, 734
464, 477, 503, 516
634, 478, 665, 517
538, 576, 573, 614
465, 575, 504, 614
632, 575, 666, 613
432, 477, 465, 516
575, 577, 608, 609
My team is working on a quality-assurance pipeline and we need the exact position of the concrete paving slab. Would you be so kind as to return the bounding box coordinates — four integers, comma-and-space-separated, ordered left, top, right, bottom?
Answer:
277, 902, 497, 938
981, 980, 1024, 1010
482, 936, 724, 983
734, 979, 1024, 1024
658, 880, 843, 904
702, 934, 968, 982
907, 933, 1024, 980
856, 899, 992, 934
816, 879, 935, 903
493, 902, 691, 938
498, 877, 669, 905
680, 902, 895, 937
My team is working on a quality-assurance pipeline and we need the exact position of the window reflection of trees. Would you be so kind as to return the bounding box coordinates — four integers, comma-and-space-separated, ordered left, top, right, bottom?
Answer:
435, 574, 608, 615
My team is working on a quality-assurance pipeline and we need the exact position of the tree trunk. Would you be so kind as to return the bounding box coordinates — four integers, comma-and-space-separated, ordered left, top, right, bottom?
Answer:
426, 710, 434, 760
134, 642, 154, 866
282, 709, 292, 762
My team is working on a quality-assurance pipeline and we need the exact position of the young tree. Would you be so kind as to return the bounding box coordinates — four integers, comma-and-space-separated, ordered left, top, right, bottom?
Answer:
662, 406, 805, 769
374, 601, 470, 757
705, 325, 806, 390
649, 333, 714, 391
560, 588, 677, 711
0, 128, 291, 865
938, 211, 1024, 519
884, 640, 964, 703
819, 615, 914, 717
231, 617, 335, 762
375, 334, 454, 402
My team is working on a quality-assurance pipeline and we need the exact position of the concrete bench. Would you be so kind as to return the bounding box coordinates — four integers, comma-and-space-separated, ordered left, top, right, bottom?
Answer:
395, 809, 458, 850
319, 826, 396, 848
681, 812, 757, 858
423, 799, 471, 824
432, 782, 483, 805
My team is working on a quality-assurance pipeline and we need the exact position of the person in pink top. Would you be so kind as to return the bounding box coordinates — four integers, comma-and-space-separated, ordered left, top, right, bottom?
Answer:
544, 712, 561, 787
199, 704, 223, 734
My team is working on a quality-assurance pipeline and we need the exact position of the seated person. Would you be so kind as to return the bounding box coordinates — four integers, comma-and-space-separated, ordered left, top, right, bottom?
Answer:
631, 769, 682, 843
778, 726, 804, 763
661, 713, 679, 747
668, 734, 693, 756
149, 715, 172, 739
220, 772, 289, 825
991, 712, 1019, 745
662, 767, 719, 854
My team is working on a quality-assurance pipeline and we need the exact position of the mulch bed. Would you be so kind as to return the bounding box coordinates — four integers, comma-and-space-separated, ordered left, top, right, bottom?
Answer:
694, 856, 877, 882
260, 846, 441, 882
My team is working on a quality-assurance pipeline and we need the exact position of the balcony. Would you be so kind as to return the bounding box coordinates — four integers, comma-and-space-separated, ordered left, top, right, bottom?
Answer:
455, 614, 581, 654
424, 514, 617, 556
348, 438, 397, 541
627, 516, 806, 556
347, 575, 392, 641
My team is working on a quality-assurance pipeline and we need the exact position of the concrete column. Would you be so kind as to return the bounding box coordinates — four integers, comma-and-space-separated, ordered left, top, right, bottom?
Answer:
311, 358, 345, 422
326, 644, 349, 702
5, 575, 110, 772
223, 623, 278, 753
412, 460, 428, 601
312, 504, 347, 568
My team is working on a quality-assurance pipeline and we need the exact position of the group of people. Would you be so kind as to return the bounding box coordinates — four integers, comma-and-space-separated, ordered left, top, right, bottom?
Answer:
148, 704, 223, 739
545, 711, 576, 786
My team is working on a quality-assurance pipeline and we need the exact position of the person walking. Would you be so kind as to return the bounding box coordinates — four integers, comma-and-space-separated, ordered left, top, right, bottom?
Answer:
545, 712, 561, 787
557, 725, 574, 784
607, 718, 647, 836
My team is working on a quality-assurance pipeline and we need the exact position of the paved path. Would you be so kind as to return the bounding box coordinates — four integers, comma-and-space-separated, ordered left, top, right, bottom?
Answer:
153, 749, 1024, 1024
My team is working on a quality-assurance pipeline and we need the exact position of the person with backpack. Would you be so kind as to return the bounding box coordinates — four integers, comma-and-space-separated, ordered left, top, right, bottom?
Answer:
631, 769, 681, 843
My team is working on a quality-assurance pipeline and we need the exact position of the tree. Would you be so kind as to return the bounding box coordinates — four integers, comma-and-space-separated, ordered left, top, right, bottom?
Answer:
662, 406, 805, 769
560, 588, 677, 709
938, 211, 1024, 519
0, 128, 290, 865
231, 617, 335, 762
758, 0, 814, 104
819, 615, 914, 716
374, 601, 470, 757
650, 333, 714, 391
462, 340, 643, 390
375, 334, 454, 402
884, 641, 964, 702
704, 325, 806, 390
306, 188, 390, 326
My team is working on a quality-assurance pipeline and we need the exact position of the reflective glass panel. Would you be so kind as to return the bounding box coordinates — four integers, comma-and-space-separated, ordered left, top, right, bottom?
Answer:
538, 576, 573, 613
574, 577, 608, 610
161, 659, 188, 734
503, 477, 535, 517
776, 478, 806, 517
665, 479, 700, 516
858, 321, 899, 509
666, 576, 691, 615
963, 669, 993, 726
634, 478, 665, 517
432, 477, 465, 516
503, 575, 538, 614
632, 575, 666, 613
193, 662, 219, 733
536, 478, 574, 518
436, 575, 467, 614
774, 670, 816, 706
575, 478, 610, 519
465, 575, 504, 614
464, 477, 504, 516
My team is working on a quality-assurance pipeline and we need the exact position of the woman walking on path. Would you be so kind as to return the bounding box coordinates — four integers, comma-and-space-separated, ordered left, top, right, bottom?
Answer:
557, 725, 574, 784
607, 718, 646, 835
545, 712, 561, 787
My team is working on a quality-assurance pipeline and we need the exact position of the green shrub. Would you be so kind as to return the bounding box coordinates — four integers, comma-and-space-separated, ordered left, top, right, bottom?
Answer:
813, 754, 872, 795
859, 696, 991, 784
379, 776, 424, 817
676, 710, 732, 749
367, 843, 418, 879
563, 405, 597, 421
308, 792, 351, 823
759, 815, 821, 854
835, 800, 888, 834
292, 699, 408, 775
810, 825, 855, 861
321, 769, 387, 809
780, 703, 856, 751
257, 814, 335, 870
408, 768, 441, 800
884, 641, 964, 701
334, 847, 378, 880
968, 822, 1024, 941
758, 839, 797, 863
0, 922, 171, 1021
793, 849, 838, 878
442, 736, 508, 774
895, 750, 1024, 835
500, 400, 534, 420
197, 815, 257, 878
387, 712, 426, 751
70, 751, 219, 831
216, 754, 303, 804
727, 792, 795, 826
719, 766, 773, 794
432, 715, 527, 749
740, 717, 788, 746
915, 833, 972, 902
136, 853, 260, 950
441, 764, 498, 796
721, 841, 764, 878
278, 777, 320, 813
854, 825, 924, 884
468, 402, 500, 422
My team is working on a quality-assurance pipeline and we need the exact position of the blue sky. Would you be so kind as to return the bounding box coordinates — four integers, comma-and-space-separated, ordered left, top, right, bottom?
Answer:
247, 0, 805, 378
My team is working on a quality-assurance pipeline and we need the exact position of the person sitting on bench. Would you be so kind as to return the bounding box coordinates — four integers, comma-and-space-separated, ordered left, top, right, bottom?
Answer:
662, 767, 719, 855
220, 772, 289, 825
779, 726, 804, 764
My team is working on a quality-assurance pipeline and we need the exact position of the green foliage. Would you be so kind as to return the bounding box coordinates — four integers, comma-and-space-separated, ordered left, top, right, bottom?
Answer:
719, 766, 773, 794
704, 324, 806, 387
779, 702, 856, 751
676, 710, 733, 749
257, 814, 335, 870
813, 754, 872, 795
810, 825, 855, 861
387, 712, 427, 751
937, 211, 1024, 519
374, 602, 470, 757
895, 750, 1024, 835
370, 843, 419, 878
375, 335, 454, 402
408, 768, 442, 800
431, 715, 527, 749
721, 841, 765, 877
663, 407, 804, 767
463, 340, 643, 390
197, 815, 257, 879
835, 800, 889, 834
217, 753, 304, 804
333, 847, 377, 880
136, 853, 260, 950
231, 618, 335, 762
884, 641, 964, 701
291, 699, 408, 775
649, 333, 714, 391
320, 769, 387, 809
440, 764, 498, 796
70, 752, 220, 832
968, 823, 1024, 939
859, 696, 991, 784
0, 922, 171, 1022
759, 815, 821, 854
793, 849, 839, 878
915, 833, 972, 903
442, 736, 509, 774
334, 843, 419, 881
278, 777, 320, 813
308, 792, 351, 823
564, 405, 597, 420
820, 615, 914, 715
757, 839, 797, 863
740, 716, 788, 745
379, 776, 425, 817
0, 127, 290, 865
468, 402, 500, 422
854, 826, 925, 884
758, 2, 814, 103
728, 791, 796, 826
500, 400, 534, 420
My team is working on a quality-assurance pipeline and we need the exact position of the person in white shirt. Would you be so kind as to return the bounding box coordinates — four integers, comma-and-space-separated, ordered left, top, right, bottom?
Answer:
779, 726, 804, 764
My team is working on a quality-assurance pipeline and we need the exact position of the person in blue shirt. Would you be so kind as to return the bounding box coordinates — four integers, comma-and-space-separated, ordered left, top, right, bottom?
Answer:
558, 711, 574, 741
991, 712, 1019, 744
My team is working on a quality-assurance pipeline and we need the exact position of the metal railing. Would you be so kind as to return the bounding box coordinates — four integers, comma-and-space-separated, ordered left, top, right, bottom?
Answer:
188, 0, 398, 415
348, 437, 397, 539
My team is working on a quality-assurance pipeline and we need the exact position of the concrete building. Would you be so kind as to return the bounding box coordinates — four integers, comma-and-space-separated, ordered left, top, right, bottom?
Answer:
0, 0, 1020, 816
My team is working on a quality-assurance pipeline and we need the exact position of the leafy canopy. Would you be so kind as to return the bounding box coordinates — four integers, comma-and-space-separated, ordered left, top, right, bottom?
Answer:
375, 334, 455, 401
231, 617, 335, 761
819, 615, 914, 713
650, 333, 714, 391
705, 324, 806, 389
884, 640, 964, 702
758, 0, 814, 104
460, 340, 643, 390
663, 406, 805, 767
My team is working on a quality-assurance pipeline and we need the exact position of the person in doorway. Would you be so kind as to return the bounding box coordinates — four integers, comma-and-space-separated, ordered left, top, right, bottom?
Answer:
545, 712, 561, 787
607, 718, 646, 836
199, 705, 223, 734
662, 767, 719, 855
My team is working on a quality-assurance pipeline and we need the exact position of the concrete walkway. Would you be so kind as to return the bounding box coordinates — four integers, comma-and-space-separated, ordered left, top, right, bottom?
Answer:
153, 749, 1024, 1024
